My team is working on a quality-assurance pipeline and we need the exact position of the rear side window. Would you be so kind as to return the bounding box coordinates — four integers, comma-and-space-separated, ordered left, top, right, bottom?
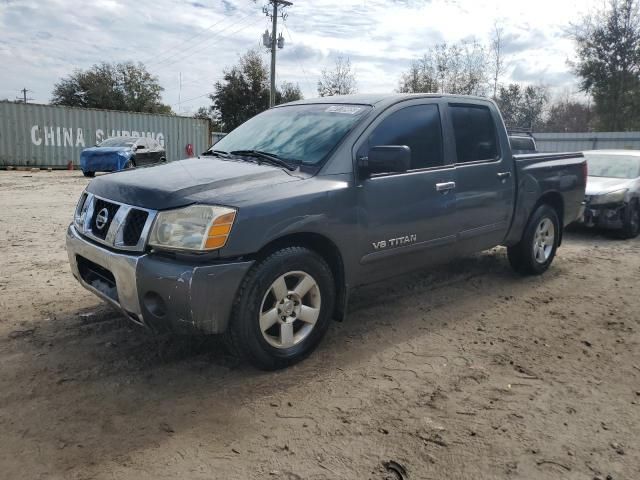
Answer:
510, 136, 535, 151
450, 105, 499, 163
367, 104, 444, 170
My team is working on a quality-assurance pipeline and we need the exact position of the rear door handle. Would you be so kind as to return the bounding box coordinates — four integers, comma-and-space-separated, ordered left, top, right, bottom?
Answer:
436, 181, 456, 192
497, 171, 512, 180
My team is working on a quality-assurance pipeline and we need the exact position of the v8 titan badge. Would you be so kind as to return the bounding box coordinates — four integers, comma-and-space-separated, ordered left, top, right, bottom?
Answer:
372, 234, 417, 250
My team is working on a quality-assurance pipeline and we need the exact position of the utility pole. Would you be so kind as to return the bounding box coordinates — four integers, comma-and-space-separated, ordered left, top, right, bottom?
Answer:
16, 88, 33, 104
262, 0, 292, 107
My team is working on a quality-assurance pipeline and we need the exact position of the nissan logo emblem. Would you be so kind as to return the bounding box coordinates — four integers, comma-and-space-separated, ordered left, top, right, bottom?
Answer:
95, 208, 109, 230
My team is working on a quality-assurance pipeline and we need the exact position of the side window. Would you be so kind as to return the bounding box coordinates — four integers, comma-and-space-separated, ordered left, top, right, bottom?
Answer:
366, 104, 444, 170
450, 105, 499, 163
147, 138, 158, 149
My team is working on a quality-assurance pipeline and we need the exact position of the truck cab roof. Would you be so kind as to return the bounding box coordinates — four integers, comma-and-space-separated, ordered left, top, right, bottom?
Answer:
279, 93, 494, 108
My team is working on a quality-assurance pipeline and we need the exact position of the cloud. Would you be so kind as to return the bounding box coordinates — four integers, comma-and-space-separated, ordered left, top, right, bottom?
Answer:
0, 0, 601, 111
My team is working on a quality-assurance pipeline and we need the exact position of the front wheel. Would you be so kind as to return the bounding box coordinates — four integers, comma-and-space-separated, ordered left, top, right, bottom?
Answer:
508, 204, 560, 275
82, 171, 95, 178
224, 247, 335, 370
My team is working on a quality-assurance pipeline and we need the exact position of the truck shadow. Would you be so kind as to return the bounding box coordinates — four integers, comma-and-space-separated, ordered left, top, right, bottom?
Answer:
564, 223, 633, 243
1, 247, 564, 476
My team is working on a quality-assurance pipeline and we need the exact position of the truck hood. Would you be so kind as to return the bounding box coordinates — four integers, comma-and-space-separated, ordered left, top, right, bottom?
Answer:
585, 176, 633, 195
86, 156, 304, 210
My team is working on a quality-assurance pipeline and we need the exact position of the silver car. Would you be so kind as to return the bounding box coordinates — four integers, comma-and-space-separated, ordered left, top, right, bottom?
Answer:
582, 150, 640, 238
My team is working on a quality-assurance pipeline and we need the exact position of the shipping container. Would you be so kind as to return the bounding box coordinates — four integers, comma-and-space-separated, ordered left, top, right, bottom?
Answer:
0, 101, 210, 168
534, 132, 640, 153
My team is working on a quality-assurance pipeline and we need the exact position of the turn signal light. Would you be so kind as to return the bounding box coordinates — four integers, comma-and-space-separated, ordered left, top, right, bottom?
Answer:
204, 211, 236, 249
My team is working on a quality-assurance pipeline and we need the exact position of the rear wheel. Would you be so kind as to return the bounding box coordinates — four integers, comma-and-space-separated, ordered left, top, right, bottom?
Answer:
224, 247, 335, 370
508, 204, 560, 275
620, 200, 640, 239
82, 171, 95, 178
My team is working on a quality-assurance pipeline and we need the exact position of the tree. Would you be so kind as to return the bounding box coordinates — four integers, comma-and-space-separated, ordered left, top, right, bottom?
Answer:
572, 0, 640, 130
193, 106, 223, 132
209, 50, 304, 131
490, 22, 507, 98
397, 41, 489, 96
495, 83, 549, 130
541, 99, 595, 132
51, 62, 172, 114
279, 81, 303, 104
317, 56, 357, 97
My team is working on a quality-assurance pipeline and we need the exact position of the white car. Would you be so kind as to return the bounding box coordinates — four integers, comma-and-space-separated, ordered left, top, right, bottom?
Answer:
582, 150, 640, 238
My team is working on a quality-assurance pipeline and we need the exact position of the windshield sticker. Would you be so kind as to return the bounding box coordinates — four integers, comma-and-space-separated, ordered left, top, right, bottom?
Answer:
325, 105, 363, 115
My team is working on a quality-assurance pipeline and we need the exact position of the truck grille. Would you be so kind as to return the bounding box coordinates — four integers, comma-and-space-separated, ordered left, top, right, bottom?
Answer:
75, 193, 156, 252
123, 209, 149, 246
90, 199, 120, 239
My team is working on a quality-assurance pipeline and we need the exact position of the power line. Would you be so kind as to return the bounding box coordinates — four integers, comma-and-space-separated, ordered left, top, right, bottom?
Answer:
282, 21, 314, 94
171, 90, 216, 107
141, 15, 231, 66
148, 13, 261, 70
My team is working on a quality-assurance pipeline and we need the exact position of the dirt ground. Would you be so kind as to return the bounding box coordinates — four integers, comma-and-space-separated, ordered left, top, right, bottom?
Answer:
0, 170, 639, 480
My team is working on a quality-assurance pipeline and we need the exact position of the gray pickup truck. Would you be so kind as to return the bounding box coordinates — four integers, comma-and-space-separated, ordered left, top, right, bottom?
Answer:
66, 94, 586, 369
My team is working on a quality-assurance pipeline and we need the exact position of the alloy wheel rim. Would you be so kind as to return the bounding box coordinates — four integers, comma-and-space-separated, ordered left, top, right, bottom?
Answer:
533, 217, 555, 264
259, 271, 321, 349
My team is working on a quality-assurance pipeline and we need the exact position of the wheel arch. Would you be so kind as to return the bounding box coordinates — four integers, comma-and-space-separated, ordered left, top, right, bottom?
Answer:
251, 232, 348, 322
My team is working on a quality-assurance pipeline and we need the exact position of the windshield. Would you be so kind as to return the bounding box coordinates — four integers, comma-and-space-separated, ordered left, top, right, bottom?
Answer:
99, 137, 136, 147
211, 104, 372, 165
585, 153, 640, 179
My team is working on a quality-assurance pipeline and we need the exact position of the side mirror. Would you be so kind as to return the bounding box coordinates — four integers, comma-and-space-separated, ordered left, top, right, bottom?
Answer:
359, 145, 411, 176
136, 145, 145, 150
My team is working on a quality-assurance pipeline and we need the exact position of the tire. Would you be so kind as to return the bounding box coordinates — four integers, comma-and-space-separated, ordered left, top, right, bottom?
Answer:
224, 247, 335, 370
619, 200, 640, 239
124, 158, 136, 169
507, 204, 560, 275
82, 171, 95, 178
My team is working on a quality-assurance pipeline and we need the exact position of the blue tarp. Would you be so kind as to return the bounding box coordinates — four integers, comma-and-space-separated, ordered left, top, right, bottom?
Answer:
80, 146, 133, 173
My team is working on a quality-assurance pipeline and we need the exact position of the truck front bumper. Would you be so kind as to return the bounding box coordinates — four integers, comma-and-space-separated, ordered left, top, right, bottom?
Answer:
66, 225, 253, 334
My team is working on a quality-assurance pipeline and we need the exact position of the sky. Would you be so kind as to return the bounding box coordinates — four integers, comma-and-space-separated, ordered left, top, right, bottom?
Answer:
0, 0, 600, 115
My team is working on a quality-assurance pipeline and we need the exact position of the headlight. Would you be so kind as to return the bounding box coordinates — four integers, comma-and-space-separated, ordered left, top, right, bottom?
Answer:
149, 205, 237, 251
74, 191, 89, 229
118, 150, 130, 157
589, 189, 628, 205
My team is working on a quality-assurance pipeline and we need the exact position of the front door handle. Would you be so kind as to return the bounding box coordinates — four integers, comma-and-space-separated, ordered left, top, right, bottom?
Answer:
497, 171, 512, 180
436, 181, 456, 192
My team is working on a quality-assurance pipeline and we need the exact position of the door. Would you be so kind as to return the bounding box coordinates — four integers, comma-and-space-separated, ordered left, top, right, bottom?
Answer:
447, 103, 516, 251
355, 101, 458, 281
